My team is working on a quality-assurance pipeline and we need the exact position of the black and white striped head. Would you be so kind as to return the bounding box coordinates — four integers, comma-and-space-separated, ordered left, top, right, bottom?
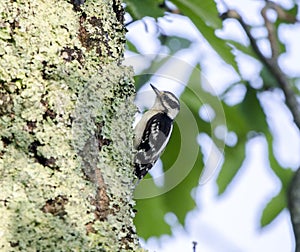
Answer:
150, 84, 180, 120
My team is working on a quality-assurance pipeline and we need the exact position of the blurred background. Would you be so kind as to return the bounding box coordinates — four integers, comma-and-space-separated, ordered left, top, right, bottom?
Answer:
124, 0, 300, 251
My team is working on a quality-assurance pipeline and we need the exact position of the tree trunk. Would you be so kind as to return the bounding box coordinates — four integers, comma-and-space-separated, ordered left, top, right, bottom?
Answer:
289, 167, 300, 252
0, 0, 142, 250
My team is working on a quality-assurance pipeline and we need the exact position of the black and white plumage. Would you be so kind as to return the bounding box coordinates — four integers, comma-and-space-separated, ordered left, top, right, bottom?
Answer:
134, 84, 180, 179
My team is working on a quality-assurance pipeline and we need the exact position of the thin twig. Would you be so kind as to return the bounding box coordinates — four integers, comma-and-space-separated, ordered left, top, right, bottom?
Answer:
261, 1, 297, 61
192, 241, 197, 252
265, 1, 298, 24
261, 4, 279, 60
220, 10, 300, 131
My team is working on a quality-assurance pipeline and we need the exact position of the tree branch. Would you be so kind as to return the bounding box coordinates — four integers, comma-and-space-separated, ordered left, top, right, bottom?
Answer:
261, 3, 279, 60
288, 167, 300, 252
221, 9, 300, 132
221, 7, 300, 250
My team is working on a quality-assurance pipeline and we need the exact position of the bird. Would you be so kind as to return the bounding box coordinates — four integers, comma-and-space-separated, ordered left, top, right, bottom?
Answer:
134, 84, 180, 179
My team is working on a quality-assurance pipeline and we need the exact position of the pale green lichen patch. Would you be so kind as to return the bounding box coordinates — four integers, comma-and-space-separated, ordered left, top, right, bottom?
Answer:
72, 61, 139, 250
0, 0, 142, 251
79, 0, 126, 62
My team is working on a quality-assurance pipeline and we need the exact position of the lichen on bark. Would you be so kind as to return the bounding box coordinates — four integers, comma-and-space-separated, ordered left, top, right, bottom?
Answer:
0, 0, 142, 251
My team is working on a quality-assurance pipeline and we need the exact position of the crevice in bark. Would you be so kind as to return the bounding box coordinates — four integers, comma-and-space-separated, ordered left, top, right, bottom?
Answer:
28, 140, 58, 169
41, 195, 69, 219
78, 121, 112, 233
61, 47, 84, 64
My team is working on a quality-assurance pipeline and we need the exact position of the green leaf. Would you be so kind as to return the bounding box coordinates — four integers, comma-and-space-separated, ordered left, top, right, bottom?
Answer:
180, 71, 211, 135
134, 195, 172, 238
171, 0, 239, 74
257, 132, 294, 227
162, 148, 203, 225
217, 137, 246, 195
240, 86, 268, 132
180, 64, 227, 143
261, 132, 295, 227
261, 66, 279, 89
226, 40, 258, 59
172, 0, 222, 29
158, 35, 192, 54
126, 40, 139, 54
217, 85, 268, 194
125, 0, 165, 20
224, 85, 268, 134
265, 132, 294, 190
260, 189, 286, 227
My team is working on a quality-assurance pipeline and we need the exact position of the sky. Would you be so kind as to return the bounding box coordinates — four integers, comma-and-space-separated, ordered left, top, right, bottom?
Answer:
125, 0, 300, 251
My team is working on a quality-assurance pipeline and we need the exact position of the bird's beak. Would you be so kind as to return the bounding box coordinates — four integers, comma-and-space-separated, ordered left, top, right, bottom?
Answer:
150, 84, 162, 97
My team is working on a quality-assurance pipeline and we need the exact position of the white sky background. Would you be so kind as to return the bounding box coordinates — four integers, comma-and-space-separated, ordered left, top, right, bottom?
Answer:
125, 0, 300, 251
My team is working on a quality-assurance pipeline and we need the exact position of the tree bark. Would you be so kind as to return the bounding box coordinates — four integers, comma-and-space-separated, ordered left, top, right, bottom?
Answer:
289, 167, 300, 252
0, 0, 142, 250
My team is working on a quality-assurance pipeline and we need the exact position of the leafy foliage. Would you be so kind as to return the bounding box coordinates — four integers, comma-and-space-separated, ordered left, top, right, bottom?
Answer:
134, 72, 206, 237
125, 0, 298, 241
125, 0, 165, 20
260, 188, 286, 227
217, 85, 268, 194
171, 0, 239, 73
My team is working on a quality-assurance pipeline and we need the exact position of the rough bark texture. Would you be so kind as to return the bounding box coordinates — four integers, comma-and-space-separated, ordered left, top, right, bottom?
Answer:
289, 167, 300, 252
0, 0, 142, 251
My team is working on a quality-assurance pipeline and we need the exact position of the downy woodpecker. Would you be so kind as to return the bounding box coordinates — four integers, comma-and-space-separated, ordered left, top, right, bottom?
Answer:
134, 84, 180, 179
